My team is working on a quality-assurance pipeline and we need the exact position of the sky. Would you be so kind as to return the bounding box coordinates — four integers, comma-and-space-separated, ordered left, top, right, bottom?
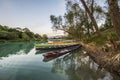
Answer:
0, 0, 66, 37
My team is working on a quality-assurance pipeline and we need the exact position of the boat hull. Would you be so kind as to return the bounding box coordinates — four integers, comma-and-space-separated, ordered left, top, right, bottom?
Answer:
35, 44, 80, 50
43, 44, 81, 59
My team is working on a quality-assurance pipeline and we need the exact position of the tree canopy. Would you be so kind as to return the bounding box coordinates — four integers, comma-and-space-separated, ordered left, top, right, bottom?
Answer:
0, 25, 48, 42
50, 0, 120, 41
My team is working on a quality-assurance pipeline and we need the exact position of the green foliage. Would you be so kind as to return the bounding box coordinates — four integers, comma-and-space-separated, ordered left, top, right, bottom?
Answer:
87, 34, 107, 45
42, 34, 48, 42
49, 0, 120, 46
0, 25, 9, 31
94, 6, 103, 13
22, 32, 30, 41
50, 0, 106, 41
0, 31, 18, 40
86, 28, 118, 45
0, 25, 47, 42
34, 33, 42, 40
104, 12, 113, 29
22, 28, 35, 39
50, 2, 87, 40
64, 11, 74, 24
50, 15, 63, 31
8, 28, 18, 32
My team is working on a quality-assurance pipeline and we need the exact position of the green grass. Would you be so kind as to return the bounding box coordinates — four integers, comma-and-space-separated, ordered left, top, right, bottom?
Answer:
86, 28, 118, 45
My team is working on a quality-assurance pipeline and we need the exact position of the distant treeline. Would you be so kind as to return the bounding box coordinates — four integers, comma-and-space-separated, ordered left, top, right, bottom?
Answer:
0, 25, 48, 42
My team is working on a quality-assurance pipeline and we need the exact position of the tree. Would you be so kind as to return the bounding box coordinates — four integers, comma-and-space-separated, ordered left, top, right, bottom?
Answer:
22, 28, 35, 39
22, 32, 30, 41
0, 25, 9, 31
80, 0, 102, 37
50, 0, 105, 40
0, 31, 18, 40
108, 0, 120, 39
64, 2, 86, 40
50, 15, 74, 35
42, 34, 48, 42
104, 12, 113, 29
0, 24, 42, 41
34, 33, 42, 40
50, 2, 86, 40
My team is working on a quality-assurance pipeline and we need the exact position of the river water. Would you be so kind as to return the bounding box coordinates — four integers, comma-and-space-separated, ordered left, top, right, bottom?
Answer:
0, 42, 119, 80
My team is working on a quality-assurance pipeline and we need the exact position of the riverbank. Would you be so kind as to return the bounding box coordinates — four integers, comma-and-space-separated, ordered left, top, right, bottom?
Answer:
81, 42, 120, 77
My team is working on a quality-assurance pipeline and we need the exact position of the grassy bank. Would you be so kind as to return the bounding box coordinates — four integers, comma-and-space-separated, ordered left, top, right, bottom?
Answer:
82, 28, 120, 77
85, 28, 119, 45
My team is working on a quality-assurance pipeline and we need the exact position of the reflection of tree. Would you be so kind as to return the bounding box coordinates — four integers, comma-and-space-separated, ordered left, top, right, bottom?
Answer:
51, 58, 64, 73
0, 42, 34, 57
23, 42, 34, 53
51, 49, 112, 80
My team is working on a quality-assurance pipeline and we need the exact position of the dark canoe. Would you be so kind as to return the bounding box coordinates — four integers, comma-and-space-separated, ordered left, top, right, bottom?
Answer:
35, 44, 80, 50
43, 44, 81, 59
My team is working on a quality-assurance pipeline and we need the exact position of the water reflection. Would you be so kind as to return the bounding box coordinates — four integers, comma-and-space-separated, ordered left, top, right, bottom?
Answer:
0, 42, 119, 80
0, 42, 67, 80
51, 49, 119, 80
0, 42, 34, 57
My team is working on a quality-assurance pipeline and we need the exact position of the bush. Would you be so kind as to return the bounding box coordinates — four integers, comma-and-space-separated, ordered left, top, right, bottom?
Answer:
86, 28, 118, 45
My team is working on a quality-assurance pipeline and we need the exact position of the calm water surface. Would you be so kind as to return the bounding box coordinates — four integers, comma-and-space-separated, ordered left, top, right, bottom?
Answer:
0, 42, 119, 80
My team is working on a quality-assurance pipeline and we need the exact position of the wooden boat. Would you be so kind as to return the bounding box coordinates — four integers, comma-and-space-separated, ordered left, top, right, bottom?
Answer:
35, 43, 80, 50
43, 44, 81, 59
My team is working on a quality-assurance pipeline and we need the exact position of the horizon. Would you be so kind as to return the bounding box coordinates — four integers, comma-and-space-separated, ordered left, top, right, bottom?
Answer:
0, 0, 66, 37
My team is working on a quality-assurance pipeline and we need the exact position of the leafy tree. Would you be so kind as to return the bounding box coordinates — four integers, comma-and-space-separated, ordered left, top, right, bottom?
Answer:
104, 12, 113, 29
8, 28, 18, 32
0, 25, 41, 41
50, 2, 84, 40
23, 28, 35, 39
0, 25, 9, 31
34, 33, 42, 40
50, 0, 106, 41
108, 0, 120, 39
42, 34, 48, 42
22, 32, 30, 41
0, 31, 18, 40
8, 32, 19, 40
80, 0, 102, 37
23, 28, 31, 32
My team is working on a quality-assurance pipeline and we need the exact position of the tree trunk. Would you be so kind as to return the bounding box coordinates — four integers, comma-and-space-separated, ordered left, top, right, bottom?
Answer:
80, 0, 101, 37
108, 0, 120, 40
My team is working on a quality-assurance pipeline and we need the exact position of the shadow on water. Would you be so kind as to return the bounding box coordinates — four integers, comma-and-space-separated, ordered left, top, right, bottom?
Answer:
51, 49, 120, 80
0, 42, 34, 57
